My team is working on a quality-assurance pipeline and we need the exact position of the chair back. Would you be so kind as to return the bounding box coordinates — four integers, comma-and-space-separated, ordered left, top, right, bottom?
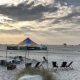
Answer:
67, 61, 73, 67
61, 62, 67, 67
26, 63, 32, 68
34, 62, 40, 68
52, 62, 58, 67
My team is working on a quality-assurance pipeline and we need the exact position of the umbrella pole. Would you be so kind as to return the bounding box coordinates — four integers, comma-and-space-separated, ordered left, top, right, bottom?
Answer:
46, 48, 48, 69
6, 44, 7, 62
25, 49, 27, 68
28, 50, 29, 59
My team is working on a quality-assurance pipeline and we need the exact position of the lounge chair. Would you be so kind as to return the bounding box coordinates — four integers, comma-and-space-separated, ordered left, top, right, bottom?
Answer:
66, 61, 73, 70
52, 61, 58, 70
26, 63, 32, 68
34, 62, 41, 68
60, 62, 67, 70
19, 56, 24, 61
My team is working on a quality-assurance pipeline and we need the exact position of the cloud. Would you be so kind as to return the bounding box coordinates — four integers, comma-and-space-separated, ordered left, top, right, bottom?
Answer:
0, 29, 22, 34
53, 0, 68, 6
59, 12, 80, 20
52, 12, 80, 24
0, 0, 80, 41
0, 1, 58, 21
51, 6, 80, 25
54, 27, 72, 32
0, 25, 38, 34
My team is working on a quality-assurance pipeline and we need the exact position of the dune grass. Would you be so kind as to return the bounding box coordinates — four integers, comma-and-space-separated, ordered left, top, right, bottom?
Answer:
16, 67, 56, 80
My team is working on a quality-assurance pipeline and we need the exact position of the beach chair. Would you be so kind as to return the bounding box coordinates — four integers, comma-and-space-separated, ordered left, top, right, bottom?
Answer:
60, 62, 67, 70
52, 61, 58, 70
26, 63, 32, 68
34, 62, 41, 68
66, 61, 73, 70
19, 56, 24, 61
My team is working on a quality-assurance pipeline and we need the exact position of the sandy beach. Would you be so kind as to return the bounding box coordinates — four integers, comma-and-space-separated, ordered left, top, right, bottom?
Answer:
0, 45, 80, 80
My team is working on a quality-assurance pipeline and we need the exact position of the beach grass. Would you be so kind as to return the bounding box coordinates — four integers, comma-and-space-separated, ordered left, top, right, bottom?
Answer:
15, 67, 56, 80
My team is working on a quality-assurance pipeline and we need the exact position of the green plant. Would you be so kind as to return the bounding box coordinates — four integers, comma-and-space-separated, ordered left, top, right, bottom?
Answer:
16, 68, 56, 80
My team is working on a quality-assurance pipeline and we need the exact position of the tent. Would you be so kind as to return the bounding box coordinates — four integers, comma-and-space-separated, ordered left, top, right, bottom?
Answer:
7, 37, 47, 50
6, 37, 48, 68
18, 37, 38, 47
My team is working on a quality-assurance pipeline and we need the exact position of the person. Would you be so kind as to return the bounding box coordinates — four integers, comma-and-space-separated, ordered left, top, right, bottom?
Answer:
39, 56, 48, 68
42, 56, 48, 63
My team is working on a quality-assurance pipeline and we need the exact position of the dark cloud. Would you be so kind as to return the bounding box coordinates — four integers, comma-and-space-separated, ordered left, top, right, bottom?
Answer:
60, 12, 80, 20
52, 11, 80, 24
0, 1, 58, 21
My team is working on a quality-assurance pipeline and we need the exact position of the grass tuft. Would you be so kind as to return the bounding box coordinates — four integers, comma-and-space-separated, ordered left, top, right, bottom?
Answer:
16, 68, 56, 80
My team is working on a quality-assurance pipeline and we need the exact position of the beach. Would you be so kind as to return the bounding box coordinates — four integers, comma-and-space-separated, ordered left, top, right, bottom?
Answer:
0, 45, 80, 80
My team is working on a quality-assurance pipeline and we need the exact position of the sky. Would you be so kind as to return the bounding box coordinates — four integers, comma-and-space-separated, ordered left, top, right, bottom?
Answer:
0, 0, 80, 45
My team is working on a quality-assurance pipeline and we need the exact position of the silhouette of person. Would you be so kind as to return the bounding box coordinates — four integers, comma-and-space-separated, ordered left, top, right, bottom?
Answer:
39, 56, 48, 67
42, 56, 48, 63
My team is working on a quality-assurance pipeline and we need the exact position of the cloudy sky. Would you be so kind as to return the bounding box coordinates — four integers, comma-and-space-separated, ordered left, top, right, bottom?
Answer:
0, 0, 80, 45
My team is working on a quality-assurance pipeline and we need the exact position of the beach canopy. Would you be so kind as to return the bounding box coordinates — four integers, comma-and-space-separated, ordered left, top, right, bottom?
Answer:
18, 37, 38, 47
7, 37, 47, 50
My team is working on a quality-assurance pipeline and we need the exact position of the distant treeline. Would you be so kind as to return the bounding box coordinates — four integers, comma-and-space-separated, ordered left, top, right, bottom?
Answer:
7, 46, 47, 50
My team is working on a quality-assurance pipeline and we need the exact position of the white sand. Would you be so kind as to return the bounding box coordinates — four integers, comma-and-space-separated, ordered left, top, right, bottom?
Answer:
0, 45, 80, 80
18, 75, 43, 80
